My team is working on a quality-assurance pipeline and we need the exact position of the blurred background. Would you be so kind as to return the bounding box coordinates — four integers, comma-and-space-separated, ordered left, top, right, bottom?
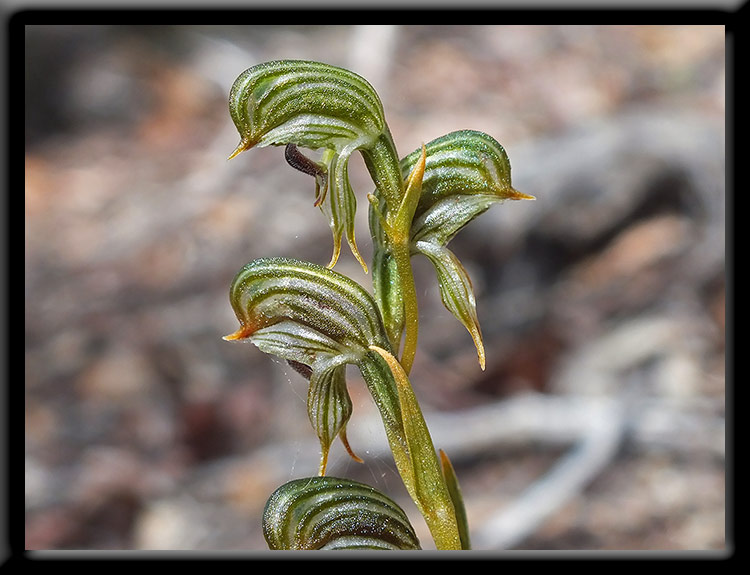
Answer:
25, 25, 726, 551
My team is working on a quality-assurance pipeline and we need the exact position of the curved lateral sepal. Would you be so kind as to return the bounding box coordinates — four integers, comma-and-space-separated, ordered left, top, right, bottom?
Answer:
318, 150, 367, 271
249, 323, 361, 474
307, 363, 361, 475
414, 240, 486, 370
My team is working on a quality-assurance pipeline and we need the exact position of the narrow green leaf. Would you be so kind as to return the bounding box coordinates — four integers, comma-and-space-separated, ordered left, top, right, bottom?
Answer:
357, 349, 406, 457
369, 345, 462, 551
440, 450, 471, 550
263, 476, 421, 550
388, 144, 427, 374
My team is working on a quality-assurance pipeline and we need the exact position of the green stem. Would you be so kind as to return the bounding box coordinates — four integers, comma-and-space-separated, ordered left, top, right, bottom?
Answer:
361, 131, 403, 211
387, 144, 426, 374
390, 238, 419, 374
362, 131, 421, 372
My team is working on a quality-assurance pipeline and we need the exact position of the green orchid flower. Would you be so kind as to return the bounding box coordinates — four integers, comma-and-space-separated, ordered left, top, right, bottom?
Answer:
371, 130, 534, 369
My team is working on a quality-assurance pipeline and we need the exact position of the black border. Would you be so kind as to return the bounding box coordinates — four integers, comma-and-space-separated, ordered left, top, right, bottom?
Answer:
10, 6, 738, 566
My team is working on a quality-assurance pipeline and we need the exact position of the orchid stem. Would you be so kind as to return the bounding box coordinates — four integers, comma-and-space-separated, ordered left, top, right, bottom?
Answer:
387, 144, 426, 374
